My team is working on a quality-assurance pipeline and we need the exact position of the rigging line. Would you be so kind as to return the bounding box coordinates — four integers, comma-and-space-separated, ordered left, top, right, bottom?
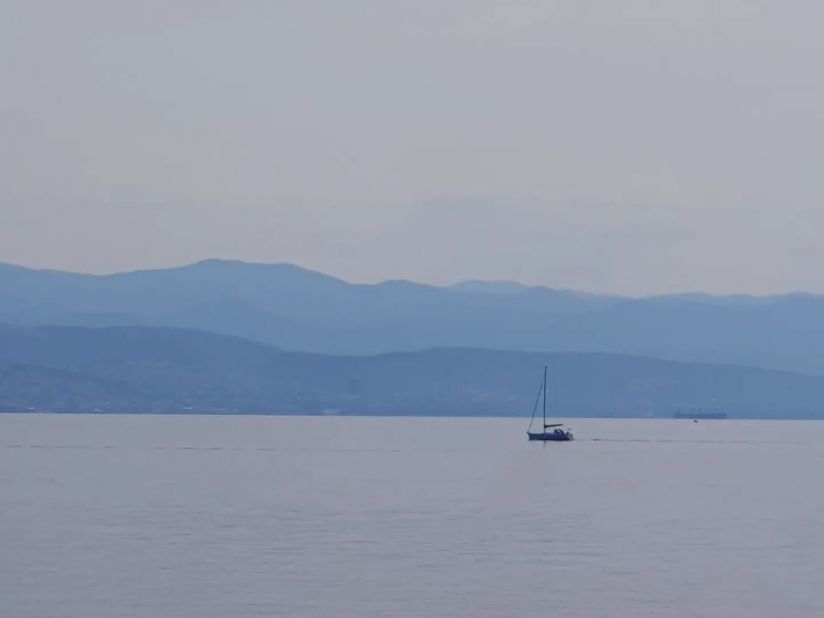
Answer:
527, 381, 544, 433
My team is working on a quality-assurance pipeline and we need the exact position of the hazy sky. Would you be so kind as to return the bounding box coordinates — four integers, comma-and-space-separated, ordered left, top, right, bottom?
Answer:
2, 1, 823, 295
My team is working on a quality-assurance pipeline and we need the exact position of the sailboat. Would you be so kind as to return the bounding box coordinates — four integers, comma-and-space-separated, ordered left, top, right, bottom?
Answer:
527, 366, 573, 441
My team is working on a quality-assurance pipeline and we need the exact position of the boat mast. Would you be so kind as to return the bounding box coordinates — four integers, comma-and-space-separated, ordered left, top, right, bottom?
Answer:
542, 365, 547, 429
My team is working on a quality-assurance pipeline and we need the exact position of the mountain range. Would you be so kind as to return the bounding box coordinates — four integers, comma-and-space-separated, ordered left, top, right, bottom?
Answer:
2, 324, 823, 418
2, 259, 824, 374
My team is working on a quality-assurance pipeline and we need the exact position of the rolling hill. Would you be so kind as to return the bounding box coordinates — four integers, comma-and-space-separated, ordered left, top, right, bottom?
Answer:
2, 260, 824, 374
2, 324, 823, 418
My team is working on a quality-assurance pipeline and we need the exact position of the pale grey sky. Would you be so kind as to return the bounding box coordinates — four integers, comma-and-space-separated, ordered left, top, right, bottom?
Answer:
2, 1, 823, 295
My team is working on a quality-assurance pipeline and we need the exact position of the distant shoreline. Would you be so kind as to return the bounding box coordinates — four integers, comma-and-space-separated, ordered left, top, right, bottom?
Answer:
4, 410, 822, 421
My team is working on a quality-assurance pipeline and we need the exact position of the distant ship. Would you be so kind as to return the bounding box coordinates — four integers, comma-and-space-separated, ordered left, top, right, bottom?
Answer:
527, 366, 573, 441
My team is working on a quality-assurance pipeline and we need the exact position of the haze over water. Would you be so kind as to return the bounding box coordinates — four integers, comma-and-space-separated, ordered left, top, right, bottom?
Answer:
3, 414, 823, 617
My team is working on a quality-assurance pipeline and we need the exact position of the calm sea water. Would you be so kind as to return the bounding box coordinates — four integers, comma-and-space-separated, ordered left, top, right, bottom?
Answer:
2, 414, 824, 617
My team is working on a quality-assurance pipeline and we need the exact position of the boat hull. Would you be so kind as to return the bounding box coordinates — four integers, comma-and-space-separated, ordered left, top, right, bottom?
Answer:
528, 431, 573, 442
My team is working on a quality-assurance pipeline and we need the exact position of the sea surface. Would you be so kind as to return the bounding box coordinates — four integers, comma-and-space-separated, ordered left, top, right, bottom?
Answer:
2, 414, 824, 617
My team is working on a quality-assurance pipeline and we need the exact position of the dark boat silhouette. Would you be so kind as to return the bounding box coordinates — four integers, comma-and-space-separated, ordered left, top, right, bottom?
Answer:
527, 366, 573, 441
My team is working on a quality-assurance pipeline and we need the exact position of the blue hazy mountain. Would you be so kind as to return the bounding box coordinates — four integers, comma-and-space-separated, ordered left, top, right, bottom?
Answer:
2, 259, 824, 374
2, 324, 823, 418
